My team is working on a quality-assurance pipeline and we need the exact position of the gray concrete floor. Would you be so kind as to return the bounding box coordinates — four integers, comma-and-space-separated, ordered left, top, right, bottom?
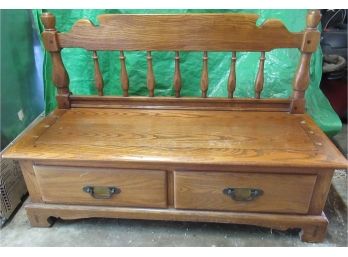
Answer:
1, 125, 347, 247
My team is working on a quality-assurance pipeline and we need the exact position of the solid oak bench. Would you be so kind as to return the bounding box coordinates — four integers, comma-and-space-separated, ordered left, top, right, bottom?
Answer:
3, 10, 347, 243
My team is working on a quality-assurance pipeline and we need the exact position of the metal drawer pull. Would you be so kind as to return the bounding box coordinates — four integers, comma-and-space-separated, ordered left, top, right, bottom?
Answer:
223, 187, 263, 201
83, 186, 120, 199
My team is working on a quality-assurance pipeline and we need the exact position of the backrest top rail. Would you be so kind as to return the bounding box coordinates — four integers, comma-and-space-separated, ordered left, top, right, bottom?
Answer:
53, 13, 305, 51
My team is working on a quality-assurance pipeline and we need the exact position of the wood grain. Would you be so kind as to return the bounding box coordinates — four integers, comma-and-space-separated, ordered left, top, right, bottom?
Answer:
308, 170, 334, 214
254, 51, 265, 99
290, 53, 311, 114
174, 171, 316, 214
290, 10, 321, 114
200, 51, 209, 98
33, 159, 334, 176
167, 171, 174, 207
119, 51, 129, 97
25, 202, 329, 242
19, 160, 42, 203
40, 11, 322, 114
92, 51, 104, 96
35, 110, 315, 150
34, 165, 167, 208
3, 108, 347, 169
146, 51, 155, 97
70, 96, 292, 111
41, 13, 70, 109
58, 14, 304, 51
301, 10, 321, 53
173, 51, 182, 98
227, 52, 237, 98
39, 11, 322, 114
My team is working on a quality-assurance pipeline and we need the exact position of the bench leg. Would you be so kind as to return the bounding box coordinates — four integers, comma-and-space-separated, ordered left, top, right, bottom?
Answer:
300, 220, 328, 243
26, 208, 55, 227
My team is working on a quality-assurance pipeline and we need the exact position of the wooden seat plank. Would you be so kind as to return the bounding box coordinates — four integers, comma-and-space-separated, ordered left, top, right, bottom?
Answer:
3, 108, 346, 169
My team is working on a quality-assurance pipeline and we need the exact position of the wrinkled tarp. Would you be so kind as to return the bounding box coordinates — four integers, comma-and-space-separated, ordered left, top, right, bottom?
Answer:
32, 9, 342, 136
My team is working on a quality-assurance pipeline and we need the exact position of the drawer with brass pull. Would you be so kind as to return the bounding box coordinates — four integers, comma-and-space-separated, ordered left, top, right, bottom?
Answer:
174, 171, 317, 214
33, 165, 167, 208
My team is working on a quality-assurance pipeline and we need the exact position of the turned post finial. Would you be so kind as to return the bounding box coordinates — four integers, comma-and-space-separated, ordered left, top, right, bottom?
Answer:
41, 12, 56, 31
40, 11, 70, 109
306, 10, 321, 29
290, 10, 321, 114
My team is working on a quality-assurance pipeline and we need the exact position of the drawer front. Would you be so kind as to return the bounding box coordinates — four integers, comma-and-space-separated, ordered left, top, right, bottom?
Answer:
174, 171, 317, 214
34, 165, 167, 208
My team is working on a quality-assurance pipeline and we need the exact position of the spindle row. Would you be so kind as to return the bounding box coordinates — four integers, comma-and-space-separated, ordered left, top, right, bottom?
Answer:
91, 51, 266, 98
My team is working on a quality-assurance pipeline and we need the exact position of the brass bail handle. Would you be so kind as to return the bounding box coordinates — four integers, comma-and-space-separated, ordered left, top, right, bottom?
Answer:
223, 187, 263, 201
83, 185, 120, 199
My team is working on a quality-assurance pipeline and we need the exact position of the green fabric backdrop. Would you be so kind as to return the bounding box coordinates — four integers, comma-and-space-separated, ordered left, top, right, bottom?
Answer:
32, 9, 342, 136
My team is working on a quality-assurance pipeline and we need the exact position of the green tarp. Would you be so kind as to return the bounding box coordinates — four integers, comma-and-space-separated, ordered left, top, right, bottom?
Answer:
1, 10, 44, 150
32, 9, 342, 136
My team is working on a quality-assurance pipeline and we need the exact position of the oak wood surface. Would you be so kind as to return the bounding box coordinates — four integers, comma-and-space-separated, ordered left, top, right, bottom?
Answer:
290, 53, 311, 113
290, 10, 321, 113
69, 96, 292, 111
174, 171, 316, 214
41, 13, 70, 109
254, 52, 265, 99
167, 171, 174, 208
173, 51, 182, 97
200, 51, 209, 98
40, 11, 322, 114
32, 160, 332, 175
119, 51, 129, 97
34, 165, 167, 208
3, 108, 347, 169
308, 170, 334, 214
57, 14, 305, 51
146, 51, 155, 97
227, 52, 237, 98
19, 160, 43, 203
92, 51, 104, 96
25, 202, 329, 242
39, 11, 322, 114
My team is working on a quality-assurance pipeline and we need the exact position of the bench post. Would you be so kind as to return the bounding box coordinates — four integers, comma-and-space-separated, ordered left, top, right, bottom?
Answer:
41, 12, 70, 109
290, 10, 321, 114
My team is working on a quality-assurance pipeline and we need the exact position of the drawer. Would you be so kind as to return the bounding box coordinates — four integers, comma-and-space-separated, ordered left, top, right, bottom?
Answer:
174, 171, 317, 214
34, 165, 167, 208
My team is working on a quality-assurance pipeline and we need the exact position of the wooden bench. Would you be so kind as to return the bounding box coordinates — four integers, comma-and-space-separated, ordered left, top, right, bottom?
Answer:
3, 10, 347, 243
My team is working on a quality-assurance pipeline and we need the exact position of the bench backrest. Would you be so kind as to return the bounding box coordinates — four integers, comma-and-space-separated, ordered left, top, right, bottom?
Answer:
41, 11, 321, 114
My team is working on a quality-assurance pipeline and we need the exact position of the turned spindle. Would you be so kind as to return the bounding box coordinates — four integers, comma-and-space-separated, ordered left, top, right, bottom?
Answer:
147, 51, 155, 97
119, 51, 129, 97
173, 51, 182, 98
200, 51, 209, 98
41, 12, 70, 109
255, 51, 265, 99
290, 10, 321, 114
227, 52, 237, 98
92, 51, 104, 96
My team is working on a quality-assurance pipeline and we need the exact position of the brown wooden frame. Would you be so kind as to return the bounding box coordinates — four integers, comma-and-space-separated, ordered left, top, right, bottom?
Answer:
41, 11, 321, 114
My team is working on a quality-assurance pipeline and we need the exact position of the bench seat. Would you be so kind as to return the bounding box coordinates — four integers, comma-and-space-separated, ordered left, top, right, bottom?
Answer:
4, 107, 346, 169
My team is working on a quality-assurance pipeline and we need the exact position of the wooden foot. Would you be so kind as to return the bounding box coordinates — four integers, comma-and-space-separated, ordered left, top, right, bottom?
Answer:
300, 217, 328, 243
26, 208, 55, 227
